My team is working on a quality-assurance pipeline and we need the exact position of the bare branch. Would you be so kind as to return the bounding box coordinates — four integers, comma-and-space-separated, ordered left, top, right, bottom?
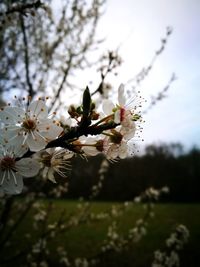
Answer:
49, 53, 74, 112
20, 15, 34, 97
143, 73, 177, 114
0, 1, 43, 17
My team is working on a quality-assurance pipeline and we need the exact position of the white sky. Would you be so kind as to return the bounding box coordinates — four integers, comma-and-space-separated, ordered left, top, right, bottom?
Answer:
92, 0, 200, 150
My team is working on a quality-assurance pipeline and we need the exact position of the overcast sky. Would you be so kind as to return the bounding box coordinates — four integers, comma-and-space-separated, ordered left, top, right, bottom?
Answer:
93, 0, 200, 150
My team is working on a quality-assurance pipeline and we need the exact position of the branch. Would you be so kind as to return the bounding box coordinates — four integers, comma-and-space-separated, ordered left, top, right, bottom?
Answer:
143, 73, 177, 114
19, 120, 118, 160
0, 1, 43, 17
49, 53, 74, 112
0, 197, 14, 236
91, 51, 122, 96
0, 199, 34, 249
20, 15, 34, 97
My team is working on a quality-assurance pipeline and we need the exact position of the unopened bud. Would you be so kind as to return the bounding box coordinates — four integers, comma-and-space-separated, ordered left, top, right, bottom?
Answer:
68, 105, 79, 118
72, 140, 82, 153
91, 111, 99, 120
96, 140, 104, 152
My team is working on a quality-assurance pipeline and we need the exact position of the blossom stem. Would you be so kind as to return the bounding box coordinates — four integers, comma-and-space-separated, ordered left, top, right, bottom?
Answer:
93, 114, 114, 126
73, 143, 96, 147
102, 132, 113, 137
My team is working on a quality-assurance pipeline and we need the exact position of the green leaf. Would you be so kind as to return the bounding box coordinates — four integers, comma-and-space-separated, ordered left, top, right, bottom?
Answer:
82, 86, 91, 117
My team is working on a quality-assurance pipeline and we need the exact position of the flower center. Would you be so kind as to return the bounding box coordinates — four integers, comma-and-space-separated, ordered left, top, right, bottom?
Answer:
22, 119, 36, 131
41, 154, 52, 167
120, 107, 126, 122
110, 130, 123, 144
0, 156, 16, 171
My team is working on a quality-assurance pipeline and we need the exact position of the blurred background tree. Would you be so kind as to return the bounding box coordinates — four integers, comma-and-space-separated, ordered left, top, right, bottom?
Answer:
0, 0, 105, 111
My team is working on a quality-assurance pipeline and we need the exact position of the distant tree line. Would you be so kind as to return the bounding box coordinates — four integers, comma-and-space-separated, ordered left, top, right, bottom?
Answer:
26, 143, 199, 202
60, 143, 200, 202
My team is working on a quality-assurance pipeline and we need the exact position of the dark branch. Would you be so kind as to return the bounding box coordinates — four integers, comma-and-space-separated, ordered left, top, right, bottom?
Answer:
19, 121, 117, 160
20, 15, 34, 97
0, 1, 43, 16
0, 197, 14, 235
0, 199, 34, 249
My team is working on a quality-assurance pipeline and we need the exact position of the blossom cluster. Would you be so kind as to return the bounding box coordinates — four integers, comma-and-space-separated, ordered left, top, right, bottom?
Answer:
152, 224, 189, 267
99, 186, 169, 255
0, 84, 143, 195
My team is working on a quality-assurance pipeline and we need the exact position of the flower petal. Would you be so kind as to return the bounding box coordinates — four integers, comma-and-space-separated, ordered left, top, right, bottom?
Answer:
118, 142, 128, 159
16, 158, 40, 177
118, 84, 126, 106
47, 168, 57, 183
82, 146, 100, 156
63, 150, 74, 159
0, 106, 25, 124
37, 121, 63, 140
102, 100, 115, 115
0, 128, 28, 152
0, 172, 23, 195
26, 132, 47, 151
114, 110, 121, 124
29, 100, 48, 119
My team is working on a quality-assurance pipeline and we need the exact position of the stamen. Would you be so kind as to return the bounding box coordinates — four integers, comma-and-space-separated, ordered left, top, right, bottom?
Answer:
0, 171, 6, 186
35, 131, 48, 142
30, 130, 37, 141
7, 170, 11, 181
11, 170, 18, 185
22, 119, 36, 131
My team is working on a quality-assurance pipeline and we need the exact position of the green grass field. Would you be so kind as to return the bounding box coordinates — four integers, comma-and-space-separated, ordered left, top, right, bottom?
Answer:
55, 202, 200, 267
2, 201, 200, 267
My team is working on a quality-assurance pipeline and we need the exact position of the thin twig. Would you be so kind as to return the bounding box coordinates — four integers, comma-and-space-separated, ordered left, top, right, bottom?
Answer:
143, 73, 177, 114
0, 196, 14, 235
49, 54, 74, 112
0, 199, 34, 249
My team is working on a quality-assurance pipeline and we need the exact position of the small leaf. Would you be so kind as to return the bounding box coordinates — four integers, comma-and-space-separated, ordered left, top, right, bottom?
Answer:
82, 86, 91, 117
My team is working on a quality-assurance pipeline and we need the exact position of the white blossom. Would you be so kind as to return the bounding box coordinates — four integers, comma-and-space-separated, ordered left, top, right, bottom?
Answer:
38, 148, 74, 183
80, 136, 102, 156
0, 144, 40, 194
79, 134, 128, 160
102, 84, 142, 140
0, 98, 63, 151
